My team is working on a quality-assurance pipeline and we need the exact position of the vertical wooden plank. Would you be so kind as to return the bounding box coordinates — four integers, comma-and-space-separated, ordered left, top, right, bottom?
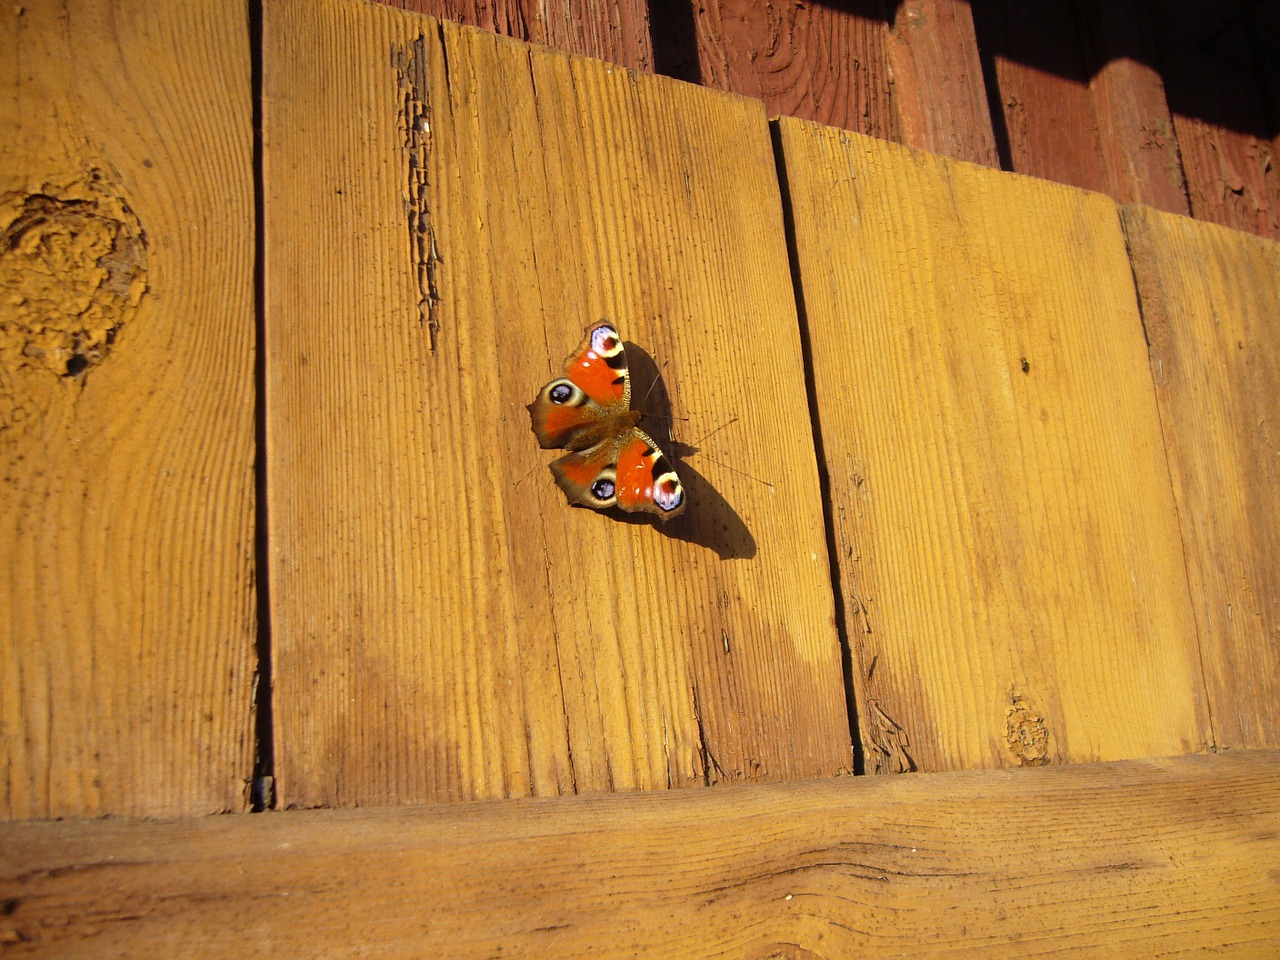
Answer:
380, 0, 654, 72
884, 0, 1000, 167
264, 0, 850, 807
1157, 0, 1280, 239
0, 0, 257, 817
686, 0, 896, 139
1085, 0, 1190, 214
1123, 207, 1280, 750
776, 121, 1210, 773
971, 0, 1111, 193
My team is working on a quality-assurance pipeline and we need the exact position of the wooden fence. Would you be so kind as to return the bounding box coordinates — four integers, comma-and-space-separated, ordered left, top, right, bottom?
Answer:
392, 0, 1280, 240
2, 0, 1278, 954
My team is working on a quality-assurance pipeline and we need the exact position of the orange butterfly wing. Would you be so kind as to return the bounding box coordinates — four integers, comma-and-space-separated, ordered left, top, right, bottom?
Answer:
527, 324, 629, 449
614, 430, 685, 518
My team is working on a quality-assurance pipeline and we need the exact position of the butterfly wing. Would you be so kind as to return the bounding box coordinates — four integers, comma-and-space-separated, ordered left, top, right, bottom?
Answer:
615, 428, 685, 519
549, 436, 625, 511
528, 323, 630, 449
550, 428, 685, 520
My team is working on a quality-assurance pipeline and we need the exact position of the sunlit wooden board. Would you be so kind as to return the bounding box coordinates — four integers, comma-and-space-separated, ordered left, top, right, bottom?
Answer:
4, 751, 1278, 957
263, 0, 850, 806
0, 0, 257, 817
775, 120, 1209, 772
1123, 206, 1280, 750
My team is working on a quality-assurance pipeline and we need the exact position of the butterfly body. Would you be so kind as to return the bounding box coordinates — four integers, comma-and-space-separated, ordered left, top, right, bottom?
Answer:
528, 323, 686, 520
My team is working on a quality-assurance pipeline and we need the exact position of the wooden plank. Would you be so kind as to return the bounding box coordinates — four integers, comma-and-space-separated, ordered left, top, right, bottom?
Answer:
971, 0, 1193, 216
263, 0, 850, 807
3, 751, 1278, 957
1157, 0, 1280, 239
971, 0, 1111, 193
884, 0, 1000, 167
1086, 0, 1190, 214
685, 0, 896, 139
1122, 206, 1280, 750
0, 0, 257, 816
775, 122, 1210, 773
379, 0, 654, 71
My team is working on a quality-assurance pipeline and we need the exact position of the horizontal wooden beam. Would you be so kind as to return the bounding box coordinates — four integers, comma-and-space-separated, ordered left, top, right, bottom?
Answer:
3, 751, 1278, 957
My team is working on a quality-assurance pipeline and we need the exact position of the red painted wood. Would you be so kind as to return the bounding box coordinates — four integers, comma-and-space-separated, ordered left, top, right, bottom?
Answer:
384, 0, 655, 72
972, 0, 1111, 192
684, 0, 896, 139
1156, 0, 1280, 238
885, 0, 999, 166
1086, 0, 1189, 214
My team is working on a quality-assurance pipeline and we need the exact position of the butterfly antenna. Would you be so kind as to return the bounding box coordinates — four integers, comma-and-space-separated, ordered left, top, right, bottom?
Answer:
637, 358, 669, 409
688, 416, 739, 447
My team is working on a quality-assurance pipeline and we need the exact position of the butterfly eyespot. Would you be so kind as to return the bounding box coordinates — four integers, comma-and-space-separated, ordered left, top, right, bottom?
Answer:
591, 478, 616, 501
653, 472, 684, 513
549, 383, 574, 404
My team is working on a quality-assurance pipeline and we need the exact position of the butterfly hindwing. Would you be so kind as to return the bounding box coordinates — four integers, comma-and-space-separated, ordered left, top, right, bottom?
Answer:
549, 429, 685, 519
549, 435, 624, 509
615, 429, 686, 518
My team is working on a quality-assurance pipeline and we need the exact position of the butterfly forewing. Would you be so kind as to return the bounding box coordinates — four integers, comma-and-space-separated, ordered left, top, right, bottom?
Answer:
527, 324, 631, 449
567, 324, 630, 408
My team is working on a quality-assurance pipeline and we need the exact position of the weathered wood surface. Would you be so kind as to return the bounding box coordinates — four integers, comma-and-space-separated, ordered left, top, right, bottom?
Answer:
1123, 207, 1280, 751
971, 0, 1111, 194
371, 2, 1278, 240
972, 0, 1276, 238
385, 0, 653, 71
684, 0, 896, 139
0, 0, 258, 817
776, 121, 1209, 773
885, 0, 1000, 167
263, 0, 850, 808
1086, 0, 1189, 214
4, 750, 1279, 958
1157, 0, 1280, 239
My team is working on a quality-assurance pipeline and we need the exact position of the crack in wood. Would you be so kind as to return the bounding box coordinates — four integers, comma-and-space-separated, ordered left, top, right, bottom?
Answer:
392, 34, 442, 351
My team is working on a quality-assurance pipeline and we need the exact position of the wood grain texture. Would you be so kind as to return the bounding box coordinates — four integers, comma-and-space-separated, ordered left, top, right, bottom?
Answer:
263, 0, 850, 807
885, 0, 1000, 168
381, 0, 654, 71
688, 0, 896, 138
1123, 206, 1280, 750
776, 121, 1209, 773
4, 751, 1279, 958
0, 1, 257, 817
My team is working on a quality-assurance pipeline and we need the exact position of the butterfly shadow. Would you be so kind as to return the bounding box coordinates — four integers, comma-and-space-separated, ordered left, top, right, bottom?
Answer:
608, 341, 757, 560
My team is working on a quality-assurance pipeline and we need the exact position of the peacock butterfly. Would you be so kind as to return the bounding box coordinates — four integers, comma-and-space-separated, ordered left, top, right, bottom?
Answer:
528, 322, 686, 520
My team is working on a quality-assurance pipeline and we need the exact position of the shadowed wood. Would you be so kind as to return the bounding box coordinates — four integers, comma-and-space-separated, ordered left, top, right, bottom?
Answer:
264, 0, 850, 807
381, 0, 653, 71
1123, 206, 1280, 750
1087, 0, 1189, 215
1157, 0, 1280, 239
4, 751, 1279, 957
776, 121, 1209, 773
972, 0, 1110, 193
0, 0, 257, 818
